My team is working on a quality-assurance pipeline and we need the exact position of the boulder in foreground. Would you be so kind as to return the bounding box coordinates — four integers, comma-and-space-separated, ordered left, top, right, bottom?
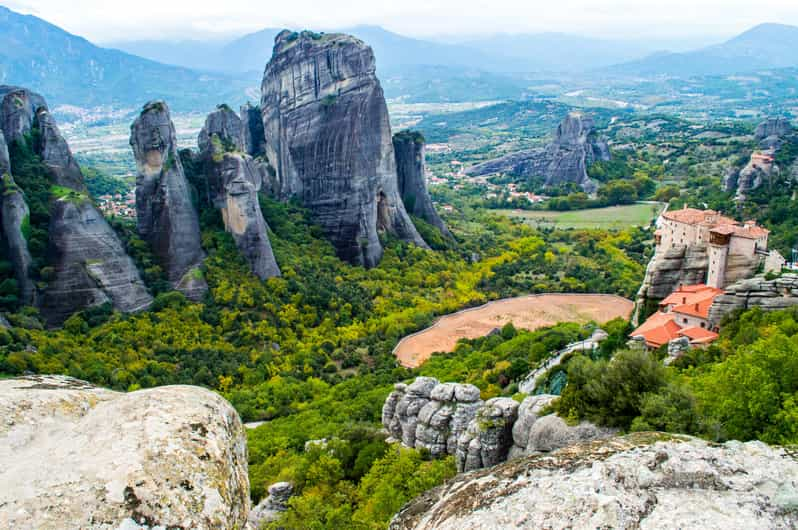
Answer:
0, 375, 249, 530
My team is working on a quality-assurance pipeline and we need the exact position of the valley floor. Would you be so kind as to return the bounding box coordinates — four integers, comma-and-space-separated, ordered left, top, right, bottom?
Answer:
495, 202, 665, 230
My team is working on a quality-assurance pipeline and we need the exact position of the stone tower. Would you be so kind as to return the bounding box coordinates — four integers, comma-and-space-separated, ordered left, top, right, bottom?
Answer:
707, 228, 731, 289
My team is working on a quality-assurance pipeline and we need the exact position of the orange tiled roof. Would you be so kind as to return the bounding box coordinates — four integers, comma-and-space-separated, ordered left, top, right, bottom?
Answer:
710, 223, 769, 240
630, 312, 682, 348
678, 326, 719, 343
660, 284, 722, 308
662, 207, 736, 227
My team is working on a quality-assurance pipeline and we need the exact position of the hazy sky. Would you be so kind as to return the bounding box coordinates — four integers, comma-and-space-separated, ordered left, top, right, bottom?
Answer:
5, 0, 798, 42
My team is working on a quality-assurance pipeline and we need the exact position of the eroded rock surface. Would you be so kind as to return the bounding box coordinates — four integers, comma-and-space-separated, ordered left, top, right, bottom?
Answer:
391, 433, 798, 530
260, 30, 427, 267
755, 117, 793, 149
0, 174, 35, 305
0, 375, 250, 530
382, 377, 482, 458
456, 397, 519, 472
709, 273, 798, 326
0, 86, 151, 323
466, 112, 610, 194
198, 107, 280, 280
393, 130, 451, 238
131, 101, 207, 300
39, 197, 153, 327
248, 482, 293, 528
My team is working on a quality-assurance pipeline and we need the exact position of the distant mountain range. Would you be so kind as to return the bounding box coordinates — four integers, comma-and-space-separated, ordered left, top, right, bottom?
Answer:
3, 3, 798, 112
609, 23, 798, 77
0, 6, 254, 112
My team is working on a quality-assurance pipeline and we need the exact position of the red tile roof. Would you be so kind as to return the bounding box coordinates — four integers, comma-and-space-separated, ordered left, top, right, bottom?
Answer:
630, 312, 682, 348
662, 207, 736, 227
710, 223, 769, 240
678, 326, 719, 343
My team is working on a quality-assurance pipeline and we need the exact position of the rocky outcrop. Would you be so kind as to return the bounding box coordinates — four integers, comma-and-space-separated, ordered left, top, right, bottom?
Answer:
638, 244, 709, 300
131, 101, 207, 300
1, 86, 152, 323
0, 375, 250, 530
456, 397, 519, 472
0, 129, 9, 173
709, 273, 798, 326
390, 432, 798, 530
466, 112, 610, 194
39, 196, 153, 327
241, 103, 267, 158
198, 107, 280, 280
384, 378, 617, 473
382, 377, 482, 458
248, 482, 293, 527
393, 130, 451, 238
260, 30, 428, 267
35, 108, 86, 191
0, 85, 47, 144
755, 117, 793, 149
0, 174, 35, 305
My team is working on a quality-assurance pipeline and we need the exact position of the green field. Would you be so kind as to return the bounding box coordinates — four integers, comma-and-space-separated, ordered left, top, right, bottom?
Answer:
496, 203, 665, 230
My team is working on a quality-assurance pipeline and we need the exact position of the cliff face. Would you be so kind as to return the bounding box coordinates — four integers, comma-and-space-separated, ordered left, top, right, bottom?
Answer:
725, 117, 794, 199
0, 174, 35, 305
709, 273, 798, 326
131, 101, 207, 300
0, 86, 152, 324
393, 131, 451, 238
198, 107, 280, 280
0, 375, 250, 530
466, 112, 610, 194
638, 244, 710, 301
382, 377, 612, 473
755, 116, 793, 149
260, 30, 427, 267
39, 197, 153, 327
390, 433, 798, 530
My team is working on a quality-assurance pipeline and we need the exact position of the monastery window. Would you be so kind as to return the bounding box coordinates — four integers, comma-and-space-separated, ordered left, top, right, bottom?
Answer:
683, 318, 688, 324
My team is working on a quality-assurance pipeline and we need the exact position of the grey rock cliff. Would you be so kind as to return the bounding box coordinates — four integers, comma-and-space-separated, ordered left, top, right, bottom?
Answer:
39, 197, 153, 327
390, 433, 798, 530
466, 112, 610, 194
199, 108, 280, 280
0, 129, 9, 173
0, 375, 250, 530
131, 101, 207, 300
709, 273, 798, 326
1, 87, 152, 323
393, 131, 452, 238
260, 30, 428, 267
638, 244, 710, 300
382, 377, 482, 458
35, 108, 86, 191
755, 117, 793, 149
456, 397, 519, 472
0, 174, 36, 305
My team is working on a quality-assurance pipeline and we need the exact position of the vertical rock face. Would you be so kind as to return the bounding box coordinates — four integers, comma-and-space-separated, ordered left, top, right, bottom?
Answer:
456, 397, 519, 472
0, 174, 35, 305
39, 197, 153, 327
708, 273, 798, 327
638, 244, 710, 300
35, 108, 86, 191
0, 86, 152, 324
382, 377, 482, 458
755, 117, 793, 149
260, 30, 427, 267
241, 103, 267, 158
131, 101, 207, 300
0, 130, 9, 173
198, 107, 280, 280
393, 130, 451, 238
466, 112, 610, 194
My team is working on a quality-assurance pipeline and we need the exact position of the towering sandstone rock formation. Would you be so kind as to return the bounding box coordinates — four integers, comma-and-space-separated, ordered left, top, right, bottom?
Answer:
131, 101, 207, 300
466, 112, 610, 194
198, 106, 280, 280
709, 273, 798, 327
0, 86, 151, 325
0, 375, 250, 530
393, 130, 451, 238
260, 30, 427, 267
390, 433, 798, 530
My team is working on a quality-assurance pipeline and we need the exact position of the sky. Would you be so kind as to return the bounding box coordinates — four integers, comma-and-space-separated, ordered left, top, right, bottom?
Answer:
4, 0, 798, 43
